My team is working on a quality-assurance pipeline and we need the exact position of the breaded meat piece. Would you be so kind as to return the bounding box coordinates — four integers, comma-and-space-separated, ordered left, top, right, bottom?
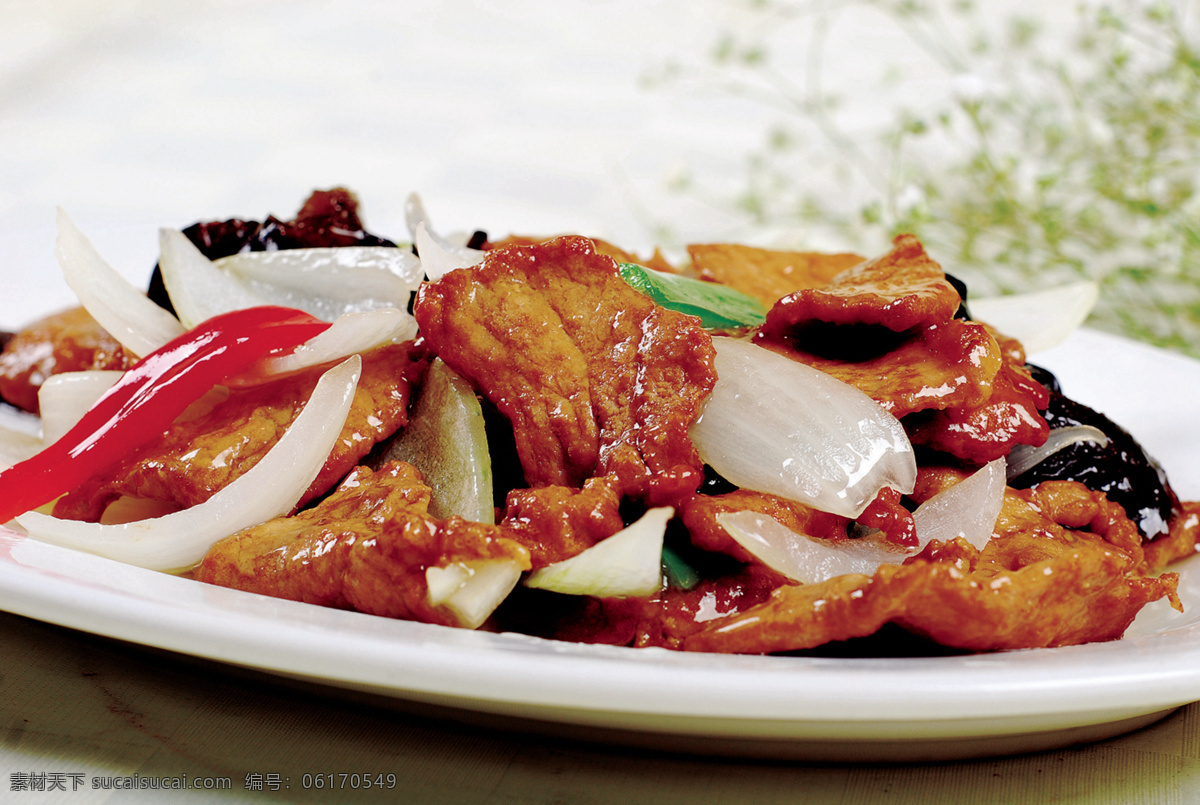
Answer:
760, 234, 962, 333
414, 235, 717, 506
195, 461, 531, 625
687, 243, 864, 307
501, 476, 625, 569
0, 306, 135, 413
681, 481, 1178, 654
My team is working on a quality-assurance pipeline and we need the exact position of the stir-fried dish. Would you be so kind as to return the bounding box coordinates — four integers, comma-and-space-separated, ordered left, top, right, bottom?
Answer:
0, 188, 1196, 655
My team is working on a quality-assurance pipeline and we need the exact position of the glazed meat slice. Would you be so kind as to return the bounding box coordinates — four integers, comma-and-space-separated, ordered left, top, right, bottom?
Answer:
759, 234, 962, 333
195, 461, 531, 625
1145, 501, 1200, 569
0, 306, 135, 412
905, 360, 1051, 463
682, 481, 1178, 654
687, 243, 864, 308
414, 236, 717, 505
759, 318, 1003, 417
754, 233, 1049, 462
501, 476, 625, 569
489, 234, 679, 275
53, 342, 424, 522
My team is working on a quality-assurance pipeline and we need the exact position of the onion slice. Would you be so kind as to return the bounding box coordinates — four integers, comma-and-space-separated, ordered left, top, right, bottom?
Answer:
524, 507, 673, 598
0, 403, 40, 439
691, 337, 916, 518
718, 510, 913, 584
970, 281, 1098, 354
0, 426, 42, 469
56, 210, 185, 357
158, 228, 268, 329
911, 458, 1007, 550
426, 559, 525, 628
718, 460, 1007, 583
219, 246, 422, 320
404, 192, 476, 251
415, 222, 485, 281
1005, 425, 1109, 480
405, 193, 486, 280
37, 370, 122, 445
160, 229, 424, 329
246, 308, 416, 380
16, 356, 362, 571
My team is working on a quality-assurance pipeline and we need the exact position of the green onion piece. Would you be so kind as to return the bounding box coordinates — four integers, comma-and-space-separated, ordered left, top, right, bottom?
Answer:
618, 263, 768, 330
661, 545, 701, 590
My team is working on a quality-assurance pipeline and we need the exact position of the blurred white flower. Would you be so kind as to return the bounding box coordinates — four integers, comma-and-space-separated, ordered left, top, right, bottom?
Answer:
894, 184, 925, 215
951, 72, 988, 103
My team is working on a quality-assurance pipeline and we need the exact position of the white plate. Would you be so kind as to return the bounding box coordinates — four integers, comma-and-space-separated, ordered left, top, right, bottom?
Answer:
2, 328, 1199, 763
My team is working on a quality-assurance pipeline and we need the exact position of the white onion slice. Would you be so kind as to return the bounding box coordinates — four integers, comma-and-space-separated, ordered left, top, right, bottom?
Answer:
219, 246, 422, 320
158, 228, 268, 329
56, 210, 185, 357
691, 337, 916, 518
405, 193, 486, 280
415, 222, 485, 281
0, 402, 41, 438
1005, 425, 1110, 480
0, 397, 42, 467
717, 460, 1008, 584
524, 507, 673, 598
404, 192, 472, 251
37, 370, 122, 445
160, 229, 425, 329
248, 308, 417, 380
912, 458, 1007, 551
970, 281, 1098, 354
0, 426, 42, 468
403, 191, 433, 240
717, 510, 911, 584
15, 356, 361, 571
426, 558, 525, 629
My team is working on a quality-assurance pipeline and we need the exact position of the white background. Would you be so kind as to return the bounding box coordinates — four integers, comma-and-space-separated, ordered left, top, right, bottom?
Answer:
0, 0, 1069, 324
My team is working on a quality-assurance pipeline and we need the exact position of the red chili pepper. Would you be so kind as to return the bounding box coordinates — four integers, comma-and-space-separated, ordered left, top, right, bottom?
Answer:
0, 305, 330, 524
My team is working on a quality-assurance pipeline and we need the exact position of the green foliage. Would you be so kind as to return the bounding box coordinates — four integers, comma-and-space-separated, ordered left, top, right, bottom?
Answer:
659, 0, 1200, 355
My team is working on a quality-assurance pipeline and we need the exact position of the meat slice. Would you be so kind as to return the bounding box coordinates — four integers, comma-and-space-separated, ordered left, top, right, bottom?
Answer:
53, 342, 424, 521
681, 482, 1178, 654
754, 233, 1048, 462
501, 477, 625, 569
687, 243, 864, 308
905, 360, 1051, 463
1145, 500, 1200, 570
194, 461, 531, 625
0, 306, 135, 412
759, 318, 1003, 417
759, 234, 962, 333
489, 234, 679, 275
414, 236, 717, 505
495, 563, 785, 650
682, 488, 850, 561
